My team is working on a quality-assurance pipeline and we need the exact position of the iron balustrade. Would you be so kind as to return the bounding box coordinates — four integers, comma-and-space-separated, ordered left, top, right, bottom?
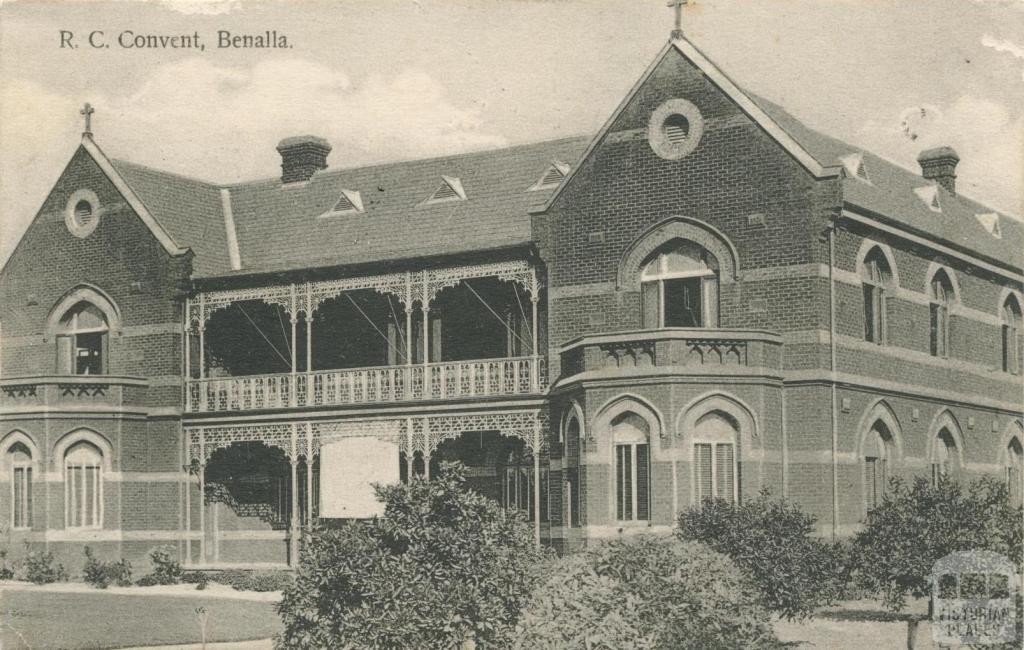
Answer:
185, 356, 546, 413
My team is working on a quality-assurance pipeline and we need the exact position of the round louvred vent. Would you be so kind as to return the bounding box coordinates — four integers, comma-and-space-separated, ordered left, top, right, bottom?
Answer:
65, 189, 101, 238
648, 99, 704, 161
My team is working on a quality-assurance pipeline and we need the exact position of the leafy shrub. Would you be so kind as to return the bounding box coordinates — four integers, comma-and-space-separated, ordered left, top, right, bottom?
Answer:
82, 546, 132, 588
852, 475, 1023, 614
677, 489, 846, 620
137, 546, 183, 586
23, 543, 68, 584
513, 536, 779, 649
0, 550, 14, 580
276, 461, 549, 649
205, 569, 293, 592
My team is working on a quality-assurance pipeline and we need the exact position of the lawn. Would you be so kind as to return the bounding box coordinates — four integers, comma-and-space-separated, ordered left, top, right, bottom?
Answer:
0, 589, 282, 649
775, 598, 937, 649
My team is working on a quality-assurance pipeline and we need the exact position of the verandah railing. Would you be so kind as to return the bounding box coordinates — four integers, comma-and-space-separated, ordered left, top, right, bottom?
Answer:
186, 356, 546, 413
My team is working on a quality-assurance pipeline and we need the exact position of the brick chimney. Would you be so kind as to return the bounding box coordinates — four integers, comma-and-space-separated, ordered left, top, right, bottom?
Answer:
916, 146, 960, 195
276, 136, 331, 184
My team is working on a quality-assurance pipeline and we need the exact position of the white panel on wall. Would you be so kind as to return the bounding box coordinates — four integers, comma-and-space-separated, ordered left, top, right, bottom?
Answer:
320, 437, 400, 518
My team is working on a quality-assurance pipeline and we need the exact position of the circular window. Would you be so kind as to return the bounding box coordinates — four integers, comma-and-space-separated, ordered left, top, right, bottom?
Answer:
648, 99, 704, 161
65, 189, 101, 238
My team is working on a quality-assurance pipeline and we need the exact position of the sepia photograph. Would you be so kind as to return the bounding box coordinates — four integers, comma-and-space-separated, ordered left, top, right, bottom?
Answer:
0, 1, 1022, 648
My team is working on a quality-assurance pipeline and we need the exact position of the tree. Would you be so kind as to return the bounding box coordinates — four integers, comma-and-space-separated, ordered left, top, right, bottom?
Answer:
276, 461, 549, 649
677, 489, 846, 620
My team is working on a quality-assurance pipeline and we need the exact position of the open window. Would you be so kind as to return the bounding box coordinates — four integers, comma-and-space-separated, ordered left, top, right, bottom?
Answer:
56, 302, 109, 375
640, 241, 719, 328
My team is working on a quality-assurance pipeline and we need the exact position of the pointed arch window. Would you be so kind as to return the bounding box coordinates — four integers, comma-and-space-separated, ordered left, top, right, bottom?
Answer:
8, 442, 32, 530
65, 442, 103, 529
929, 271, 954, 358
931, 429, 958, 486
612, 413, 650, 522
563, 413, 582, 528
1007, 438, 1023, 508
865, 422, 894, 510
692, 412, 738, 504
57, 302, 108, 375
1002, 296, 1021, 374
640, 241, 719, 329
861, 247, 893, 344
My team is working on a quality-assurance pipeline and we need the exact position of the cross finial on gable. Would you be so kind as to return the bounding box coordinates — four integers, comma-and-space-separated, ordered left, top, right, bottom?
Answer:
80, 102, 95, 136
667, 0, 687, 40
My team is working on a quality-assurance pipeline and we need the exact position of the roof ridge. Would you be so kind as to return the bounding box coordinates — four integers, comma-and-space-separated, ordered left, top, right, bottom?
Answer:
110, 157, 223, 189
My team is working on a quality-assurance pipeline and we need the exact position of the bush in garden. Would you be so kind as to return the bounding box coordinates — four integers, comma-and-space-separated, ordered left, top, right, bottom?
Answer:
0, 550, 15, 580
852, 475, 1023, 614
23, 543, 68, 584
275, 461, 549, 650
677, 489, 847, 620
82, 546, 132, 588
136, 546, 183, 586
204, 569, 294, 592
513, 536, 779, 650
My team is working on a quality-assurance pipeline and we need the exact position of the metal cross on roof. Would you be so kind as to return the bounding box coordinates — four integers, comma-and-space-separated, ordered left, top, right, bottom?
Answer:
80, 102, 94, 136
667, 0, 687, 40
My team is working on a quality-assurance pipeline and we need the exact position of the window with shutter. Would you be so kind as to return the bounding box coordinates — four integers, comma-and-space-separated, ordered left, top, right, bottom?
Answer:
715, 443, 735, 502
695, 443, 713, 502
692, 411, 739, 506
612, 412, 650, 522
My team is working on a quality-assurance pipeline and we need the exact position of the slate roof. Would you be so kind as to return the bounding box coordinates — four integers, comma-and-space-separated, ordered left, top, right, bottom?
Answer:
102, 61, 1020, 280
112, 137, 589, 279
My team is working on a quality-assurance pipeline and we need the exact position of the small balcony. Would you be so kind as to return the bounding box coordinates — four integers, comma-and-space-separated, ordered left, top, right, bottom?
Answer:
559, 328, 783, 380
0, 375, 150, 412
185, 356, 546, 413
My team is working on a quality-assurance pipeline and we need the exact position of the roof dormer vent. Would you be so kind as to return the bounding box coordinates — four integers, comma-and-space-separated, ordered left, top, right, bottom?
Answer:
320, 189, 364, 217
529, 161, 570, 191
424, 176, 466, 204
913, 185, 942, 213
839, 152, 871, 184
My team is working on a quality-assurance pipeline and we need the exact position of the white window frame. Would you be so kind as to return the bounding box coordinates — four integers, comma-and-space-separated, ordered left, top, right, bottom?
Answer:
64, 445, 103, 530
692, 440, 737, 504
614, 440, 649, 522
641, 246, 718, 328
11, 460, 32, 530
59, 303, 109, 376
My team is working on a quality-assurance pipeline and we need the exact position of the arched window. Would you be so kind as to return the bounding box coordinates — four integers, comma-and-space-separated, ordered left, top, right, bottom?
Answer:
929, 270, 955, 358
865, 421, 894, 510
640, 241, 719, 329
56, 302, 109, 375
931, 428, 959, 485
861, 247, 893, 344
65, 441, 103, 529
611, 412, 650, 521
1007, 438, 1023, 508
8, 442, 32, 530
563, 413, 582, 528
692, 412, 738, 504
1002, 296, 1021, 374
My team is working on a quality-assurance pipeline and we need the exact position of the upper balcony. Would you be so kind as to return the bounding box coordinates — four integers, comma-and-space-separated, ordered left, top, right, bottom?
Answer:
0, 375, 150, 413
558, 328, 783, 383
184, 260, 546, 416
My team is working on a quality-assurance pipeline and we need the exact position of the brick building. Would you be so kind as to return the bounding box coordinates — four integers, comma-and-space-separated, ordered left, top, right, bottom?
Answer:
1, 37, 1021, 569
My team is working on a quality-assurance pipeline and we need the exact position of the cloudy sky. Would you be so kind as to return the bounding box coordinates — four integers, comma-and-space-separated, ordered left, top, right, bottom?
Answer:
1, 0, 1022, 265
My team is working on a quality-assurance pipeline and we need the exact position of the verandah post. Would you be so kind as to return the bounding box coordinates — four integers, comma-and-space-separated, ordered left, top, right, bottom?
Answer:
289, 424, 299, 567
533, 419, 541, 548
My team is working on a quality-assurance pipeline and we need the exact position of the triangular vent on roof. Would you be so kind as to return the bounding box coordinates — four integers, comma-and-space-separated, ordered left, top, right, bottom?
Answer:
975, 213, 1002, 239
425, 176, 466, 203
320, 189, 364, 217
529, 161, 571, 191
839, 152, 871, 183
913, 185, 942, 213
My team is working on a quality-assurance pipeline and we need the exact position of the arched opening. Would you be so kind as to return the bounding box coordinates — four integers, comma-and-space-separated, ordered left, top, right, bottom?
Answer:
7, 441, 33, 530
864, 421, 894, 511
861, 246, 894, 344
611, 412, 650, 522
929, 269, 955, 358
563, 413, 582, 528
56, 301, 109, 375
931, 428, 959, 485
692, 411, 739, 505
65, 441, 103, 529
1002, 295, 1021, 374
640, 240, 719, 329
1007, 437, 1023, 508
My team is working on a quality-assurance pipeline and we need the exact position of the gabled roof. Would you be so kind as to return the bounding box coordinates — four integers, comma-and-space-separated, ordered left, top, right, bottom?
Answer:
107, 137, 588, 278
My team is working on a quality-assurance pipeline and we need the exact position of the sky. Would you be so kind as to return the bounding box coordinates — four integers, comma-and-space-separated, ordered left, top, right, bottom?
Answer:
1, 0, 1022, 265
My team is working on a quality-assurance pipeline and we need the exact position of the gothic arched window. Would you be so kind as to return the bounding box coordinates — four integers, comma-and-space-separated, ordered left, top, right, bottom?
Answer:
931, 429, 958, 485
929, 270, 955, 358
692, 412, 738, 504
1007, 437, 1023, 508
640, 241, 719, 329
57, 302, 109, 375
1002, 296, 1021, 374
861, 247, 893, 344
865, 421, 894, 510
612, 412, 650, 522
8, 442, 32, 530
65, 441, 103, 529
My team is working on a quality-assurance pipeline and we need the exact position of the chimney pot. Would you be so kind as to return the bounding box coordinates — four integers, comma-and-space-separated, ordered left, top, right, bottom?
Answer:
276, 135, 331, 184
916, 146, 959, 195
